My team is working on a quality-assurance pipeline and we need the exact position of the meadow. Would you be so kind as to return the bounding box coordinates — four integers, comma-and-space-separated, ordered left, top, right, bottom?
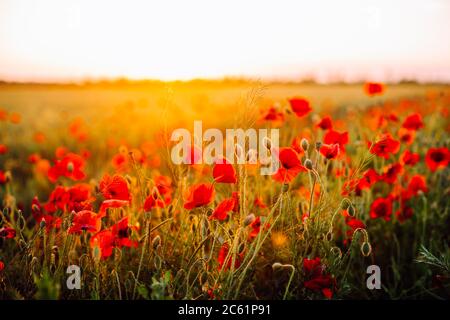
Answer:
0, 81, 449, 299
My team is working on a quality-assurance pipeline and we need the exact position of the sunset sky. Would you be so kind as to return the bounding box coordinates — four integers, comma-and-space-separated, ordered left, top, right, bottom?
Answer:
0, 0, 449, 83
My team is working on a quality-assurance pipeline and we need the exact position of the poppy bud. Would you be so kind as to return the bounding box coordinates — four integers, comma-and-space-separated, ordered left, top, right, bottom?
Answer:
361, 242, 372, 257
66, 162, 74, 173
304, 159, 313, 170
348, 205, 356, 217
315, 142, 322, 150
243, 213, 256, 226
4, 171, 12, 183
272, 262, 283, 270
301, 138, 309, 152
282, 183, 290, 193
152, 235, 161, 250
39, 219, 46, 229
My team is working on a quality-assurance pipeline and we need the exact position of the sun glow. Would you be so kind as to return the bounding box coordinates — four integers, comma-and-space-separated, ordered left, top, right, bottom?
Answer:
0, 0, 449, 82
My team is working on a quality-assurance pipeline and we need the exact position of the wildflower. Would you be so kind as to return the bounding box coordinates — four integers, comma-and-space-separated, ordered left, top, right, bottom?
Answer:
0, 144, 8, 155
400, 150, 420, 166
369, 134, 400, 159
0, 227, 16, 239
0, 260, 4, 272
99, 199, 130, 217
68, 210, 102, 234
272, 147, 307, 183
398, 128, 415, 145
48, 153, 86, 182
303, 257, 335, 299
183, 183, 215, 210
319, 143, 340, 159
316, 116, 333, 130
213, 158, 237, 184
324, 130, 349, 152
217, 243, 242, 271
406, 175, 428, 198
248, 216, 261, 239
369, 197, 393, 221
380, 163, 403, 184
288, 97, 312, 118
259, 106, 285, 124
395, 205, 414, 223
364, 82, 385, 96
402, 113, 424, 131
253, 196, 267, 209
99, 174, 131, 202
425, 147, 449, 172
209, 198, 235, 221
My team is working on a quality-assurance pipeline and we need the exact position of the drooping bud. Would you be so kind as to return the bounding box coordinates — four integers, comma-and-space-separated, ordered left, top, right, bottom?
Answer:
315, 142, 322, 150
348, 205, 356, 217
304, 159, 313, 170
272, 262, 283, 270
361, 242, 372, 257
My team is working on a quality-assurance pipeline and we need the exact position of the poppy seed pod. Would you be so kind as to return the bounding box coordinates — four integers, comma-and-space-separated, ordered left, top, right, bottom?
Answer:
301, 138, 309, 151
243, 213, 256, 226
304, 159, 313, 170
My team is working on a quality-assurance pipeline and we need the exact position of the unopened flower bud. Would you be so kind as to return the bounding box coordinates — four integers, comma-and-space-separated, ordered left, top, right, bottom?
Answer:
272, 262, 283, 270
361, 242, 372, 257
282, 183, 290, 193
243, 213, 256, 226
301, 138, 309, 152
341, 201, 350, 210
304, 159, 313, 170
348, 205, 356, 217
39, 219, 46, 229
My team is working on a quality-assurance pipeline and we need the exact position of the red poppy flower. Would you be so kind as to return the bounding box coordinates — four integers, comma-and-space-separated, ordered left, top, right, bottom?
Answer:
183, 183, 215, 210
402, 113, 424, 131
254, 196, 267, 209
28, 153, 41, 164
0, 144, 8, 155
48, 153, 86, 183
260, 106, 285, 124
0, 227, 16, 239
289, 97, 312, 118
324, 130, 349, 151
31, 197, 62, 232
99, 174, 131, 202
346, 217, 365, 238
0, 170, 8, 185
364, 82, 385, 96
213, 158, 237, 184
112, 153, 128, 172
0, 260, 4, 272
99, 199, 130, 217
358, 169, 380, 191
380, 163, 403, 184
248, 216, 261, 239
68, 210, 102, 234
209, 198, 235, 221
217, 243, 242, 271
316, 116, 333, 130
369, 134, 400, 159
400, 150, 420, 166
398, 128, 415, 145
231, 191, 240, 213
395, 205, 414, 223
272, 147, 307, 183
406, 175, 428, 198
303, 257, 335, 299
92, 220, 137, 260
319, 143, 340, 159
369, 197, 393, 221
425, 147, 449, 172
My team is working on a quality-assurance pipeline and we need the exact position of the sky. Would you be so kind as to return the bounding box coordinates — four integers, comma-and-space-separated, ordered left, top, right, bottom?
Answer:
0, 0, 449, 83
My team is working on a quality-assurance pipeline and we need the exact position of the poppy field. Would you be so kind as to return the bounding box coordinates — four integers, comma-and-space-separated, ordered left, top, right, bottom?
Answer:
0, 81, 449, 300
